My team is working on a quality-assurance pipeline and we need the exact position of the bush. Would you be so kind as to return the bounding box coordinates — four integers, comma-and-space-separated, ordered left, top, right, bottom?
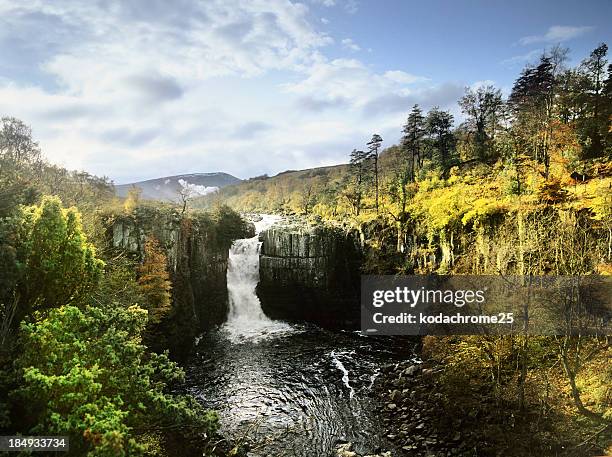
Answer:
16, 196, 104, 323
16, 304, 218, 456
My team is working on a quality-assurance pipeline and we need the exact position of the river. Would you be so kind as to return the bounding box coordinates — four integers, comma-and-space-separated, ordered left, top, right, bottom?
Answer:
182, 215, 416, 456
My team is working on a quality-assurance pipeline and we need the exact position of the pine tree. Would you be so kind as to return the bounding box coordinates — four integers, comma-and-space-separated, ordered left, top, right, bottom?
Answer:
347, 149, 369, 215
425, 107, 456, 175
509, 55, 555, 176
366, 134, 383, 213
579, 43, 608, 157
401, 104, 425, 181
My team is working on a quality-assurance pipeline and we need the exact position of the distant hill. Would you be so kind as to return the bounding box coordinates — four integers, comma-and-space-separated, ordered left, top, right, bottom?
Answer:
192, 163, 352, 213
115, 172, 242, 201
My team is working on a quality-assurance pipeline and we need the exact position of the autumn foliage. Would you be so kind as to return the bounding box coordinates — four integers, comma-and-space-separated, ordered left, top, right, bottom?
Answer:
137, 237, 172, 323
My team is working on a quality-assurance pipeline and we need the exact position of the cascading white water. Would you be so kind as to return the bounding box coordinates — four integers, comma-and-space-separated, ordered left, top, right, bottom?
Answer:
223, 214, 293, 342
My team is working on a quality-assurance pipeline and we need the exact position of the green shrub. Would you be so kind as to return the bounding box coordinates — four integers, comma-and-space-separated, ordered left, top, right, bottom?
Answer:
16, 304, 218, 456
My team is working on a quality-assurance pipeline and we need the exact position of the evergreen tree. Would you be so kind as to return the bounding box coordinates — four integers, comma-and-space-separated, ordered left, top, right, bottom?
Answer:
401, 104, 425, 181
425, 107, 456, 175
578, 43, 609, 157
17, 304, 218, 455
366, 134, 383, 213
347, 149, 369, 215
14, 196, 104, 327
509, 55, 555, 176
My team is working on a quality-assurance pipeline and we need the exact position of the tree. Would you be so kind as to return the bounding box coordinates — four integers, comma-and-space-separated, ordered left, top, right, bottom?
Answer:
578, 43, 609, 157
13, 196, 104, 328
509, 55, 556, 177
459, 85, 503, 161
213, 204, 253, 248
366, 134, 383, 213
16, 304, 218, 456
425, 107, 456, 175
0, 118, 41, 215
385, 145, 414, 252
557, 336, 611, 423
177, 180, 197, 214
401, 104, 425, 180
298, 182, 316, 215
347, 149, 370, 216
0, 117, 41, 180
137, 237, 172, 324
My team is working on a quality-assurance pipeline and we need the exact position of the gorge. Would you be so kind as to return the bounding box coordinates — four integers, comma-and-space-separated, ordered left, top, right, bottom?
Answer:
181, 215, 415, 456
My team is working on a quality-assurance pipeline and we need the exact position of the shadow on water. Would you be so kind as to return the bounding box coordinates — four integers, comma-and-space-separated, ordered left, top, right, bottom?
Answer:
182, 327, 416, 456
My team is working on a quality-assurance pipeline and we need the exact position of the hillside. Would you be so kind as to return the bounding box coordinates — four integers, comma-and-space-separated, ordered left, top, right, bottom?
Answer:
195, 164, 350, 214
116, 172, 241, 201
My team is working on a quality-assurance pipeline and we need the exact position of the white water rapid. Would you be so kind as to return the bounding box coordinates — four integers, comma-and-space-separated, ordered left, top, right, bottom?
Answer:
223, 214, 293, 342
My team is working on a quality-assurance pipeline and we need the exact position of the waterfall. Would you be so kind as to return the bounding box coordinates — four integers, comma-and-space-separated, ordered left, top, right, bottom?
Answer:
223, 214, 292, 342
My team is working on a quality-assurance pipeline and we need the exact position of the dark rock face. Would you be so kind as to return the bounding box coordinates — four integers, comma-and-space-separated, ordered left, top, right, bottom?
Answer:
109, 210, 250, 355
258, 225, 362, 328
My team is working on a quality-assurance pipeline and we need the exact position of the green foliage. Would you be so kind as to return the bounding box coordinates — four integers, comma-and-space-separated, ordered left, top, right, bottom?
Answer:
0, 117, 42, 215
16, 304, 218, 456
459, 85, 504, 161
93, 256, 144, 310
0, 117, 114, 218
16, 196, 104, 323
212, 204, 253, 248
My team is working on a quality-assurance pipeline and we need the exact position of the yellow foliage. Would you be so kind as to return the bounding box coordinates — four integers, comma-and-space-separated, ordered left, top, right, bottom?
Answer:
123, 186, 142, 213
137, 237, 172, 323
461, 197, 510, 226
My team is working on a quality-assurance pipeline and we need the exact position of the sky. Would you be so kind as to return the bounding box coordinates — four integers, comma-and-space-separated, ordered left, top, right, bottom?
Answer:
1, 0, 611, 183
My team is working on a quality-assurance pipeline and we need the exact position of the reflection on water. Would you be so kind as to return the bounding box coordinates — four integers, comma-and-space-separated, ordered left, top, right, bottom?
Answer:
183, 328, 416, 456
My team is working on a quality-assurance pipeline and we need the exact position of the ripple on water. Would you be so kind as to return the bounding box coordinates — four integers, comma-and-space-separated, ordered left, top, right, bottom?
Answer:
183, 328, 416, 457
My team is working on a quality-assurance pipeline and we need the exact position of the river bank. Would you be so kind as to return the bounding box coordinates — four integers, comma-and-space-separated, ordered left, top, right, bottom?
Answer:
372, 359, 479, 457
372, 355, 610, 457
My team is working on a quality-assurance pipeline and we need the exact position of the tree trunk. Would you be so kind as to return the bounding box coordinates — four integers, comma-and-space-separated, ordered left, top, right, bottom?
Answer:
560, 338, 608, 423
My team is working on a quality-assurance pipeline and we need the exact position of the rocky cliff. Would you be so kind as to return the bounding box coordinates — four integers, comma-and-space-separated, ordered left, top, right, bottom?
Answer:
258, 225, 362, 328
108, 206, 252, 354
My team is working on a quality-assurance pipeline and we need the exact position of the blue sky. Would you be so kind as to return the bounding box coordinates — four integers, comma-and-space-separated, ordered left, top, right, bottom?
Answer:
0, 0, 610, 183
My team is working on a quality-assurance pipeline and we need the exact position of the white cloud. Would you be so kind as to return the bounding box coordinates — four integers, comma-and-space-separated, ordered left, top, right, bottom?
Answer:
284, 59, 429, 112
501, 49, 542, 67
341, 38, 361, 52
0, 0, 462, 183
469, 80, 496, 90
310, 0, 357, 13
383, 70, 427, 85
519, 25, 594, 45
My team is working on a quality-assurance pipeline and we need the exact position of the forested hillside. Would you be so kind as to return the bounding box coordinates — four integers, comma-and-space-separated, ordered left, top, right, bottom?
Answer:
202, 44, 611, 238
197, 44, 612, 454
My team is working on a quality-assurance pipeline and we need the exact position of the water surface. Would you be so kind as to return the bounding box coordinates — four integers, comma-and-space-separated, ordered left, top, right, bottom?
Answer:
183, 215, 415, 456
